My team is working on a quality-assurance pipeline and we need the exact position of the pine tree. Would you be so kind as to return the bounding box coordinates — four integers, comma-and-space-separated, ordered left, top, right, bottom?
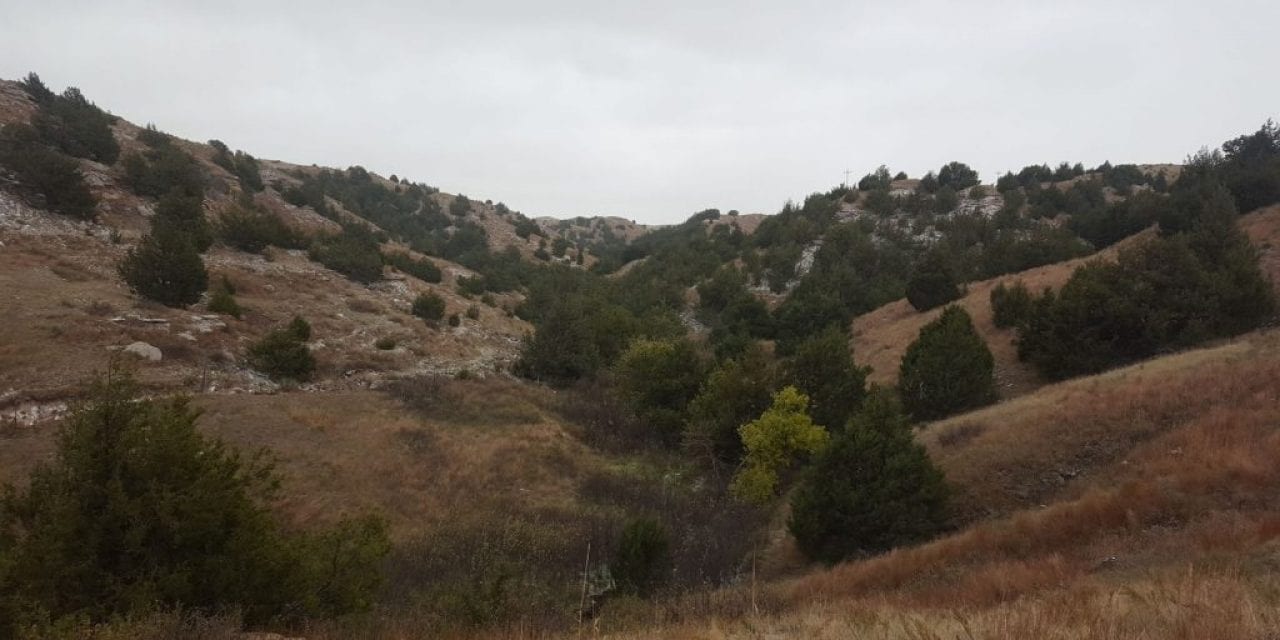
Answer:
684, 345, 776, 465
905, 250, 962, 312
0, 367, 389, 634
782, 326, 868, 431
898, 306, 996, 420
118, 227, 209, 308
610, 518, 671, 597
788, 390, 949, 564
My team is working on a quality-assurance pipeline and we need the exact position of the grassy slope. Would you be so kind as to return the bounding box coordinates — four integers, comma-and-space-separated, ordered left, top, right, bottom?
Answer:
590, 322, 1280, 639
851, 204, 1280, 400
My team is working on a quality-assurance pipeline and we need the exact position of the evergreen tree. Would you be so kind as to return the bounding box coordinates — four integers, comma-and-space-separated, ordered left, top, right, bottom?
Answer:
152, 189, 212, 252
0, 367, 388, 635
0, 123, 97, 220
684, 345, 776, 466
610, 518, 671, 597
248, 320, 316, 381
118, 227, 209, 308
898, 306, 996, 420
788, 390, 949, 564
782, 326, 868, 431
905, 250, 962, 312
990, 280, 1034, 328
613, 338, 707, 447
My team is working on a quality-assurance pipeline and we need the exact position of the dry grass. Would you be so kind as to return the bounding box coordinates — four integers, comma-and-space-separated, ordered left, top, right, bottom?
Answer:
850, 204, 1280, 400
848, 232, 1147, 397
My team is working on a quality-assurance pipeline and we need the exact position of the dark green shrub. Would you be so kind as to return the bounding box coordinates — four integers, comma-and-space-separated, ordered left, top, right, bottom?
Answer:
0, 367, 387, 636
217, 204, 307, 253
1017, 187, 1274, 380
309, 227, 384, 283
782, 326, 868, 431
788, 390, 948, 564
118, 227, 208, 308
0, 123, 97, 219
375, 337, 397, 350
448, 313, 461, 327
287, 315, 312, 341
905, 251, 962, 312
412, 291, 447, 324
152, 189, 212, 252
898, 306, 996, 421
937, 161, 979, 190
248, 321, 315, 381
990, 280, 1033, 328
207, 277, 242, 319
383, 251, 442, 283
684, 345, 776, 465
29, 84, 119, 163
449, 193, 471, 217
610, 517, 671, 597
613, 338, 708, 447
122, 144, 205, 199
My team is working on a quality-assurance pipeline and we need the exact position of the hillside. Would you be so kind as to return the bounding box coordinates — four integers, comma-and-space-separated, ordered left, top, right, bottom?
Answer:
601, 323, 1280, 639
1, 70, 1278, 640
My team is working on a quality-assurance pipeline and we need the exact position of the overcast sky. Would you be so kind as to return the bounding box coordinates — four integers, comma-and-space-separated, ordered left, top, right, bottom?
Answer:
3, 1, 1278, 224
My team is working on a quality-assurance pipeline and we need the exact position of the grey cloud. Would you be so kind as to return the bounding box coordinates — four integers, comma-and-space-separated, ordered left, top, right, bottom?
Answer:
1, 0, 1277, 223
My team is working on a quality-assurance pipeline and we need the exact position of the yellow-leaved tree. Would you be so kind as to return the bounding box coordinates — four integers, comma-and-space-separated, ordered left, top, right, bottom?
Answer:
731, 386, 829, 504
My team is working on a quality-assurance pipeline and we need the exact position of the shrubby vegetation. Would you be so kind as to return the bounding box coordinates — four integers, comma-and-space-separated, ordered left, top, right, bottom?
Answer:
0, 367, 387, 638
209, 139, 264, 191
905, 250, 962, 312
0, 123, 97, 219
990, 280, 1033, 328
216, 202, 308, 253
19, 73, 119, 164
788, 390, 949, 563
118, 224, 209, 307
731, 386, 829, 504
412, 291, 447, 325
248, 316, 316, 381
1016, 183, 1274, 379
309, 223, 384, 283
898, 306, 996, 421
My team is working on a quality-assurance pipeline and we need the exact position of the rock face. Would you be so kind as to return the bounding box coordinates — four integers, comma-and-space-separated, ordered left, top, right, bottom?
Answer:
123, 341, 162, 361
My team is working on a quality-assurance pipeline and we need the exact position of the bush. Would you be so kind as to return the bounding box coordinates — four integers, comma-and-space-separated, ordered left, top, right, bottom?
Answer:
0, 367, 387, 636
0, 123, 97, 219
383, 251, 442, 284
898, 306, 996, 421
684, 345, 776, 465
782, 326, 868, 431
122, 144, 205, 199
152, 189, 212, 252
375, 337, 397, 350
465, 304, 480, 320
610, 518, 671, 597
217, 204, 307, 253
207, 277, 242, 319
248, 320, 315, 381
29, 83, 119, 163
937, 161, 979, 190
118, 227, 209, 308
447, 313, 461, 327
905, 251, 962, 312
1017, 187, 1274, 379
309, 227, 384, 283
990, 280, 1033, 328
449, 193, 471, 217
613, 338, 708, 448
731, 386, 829, 504
788, 390, 949, 564
412, 291, 447, 324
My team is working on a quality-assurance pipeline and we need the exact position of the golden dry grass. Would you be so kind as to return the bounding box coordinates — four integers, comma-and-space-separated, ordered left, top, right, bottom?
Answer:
851, 205, 1280, 400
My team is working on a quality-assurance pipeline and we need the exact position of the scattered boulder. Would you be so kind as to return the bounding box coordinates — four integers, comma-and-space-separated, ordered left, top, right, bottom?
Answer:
123, 341, 162, 361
